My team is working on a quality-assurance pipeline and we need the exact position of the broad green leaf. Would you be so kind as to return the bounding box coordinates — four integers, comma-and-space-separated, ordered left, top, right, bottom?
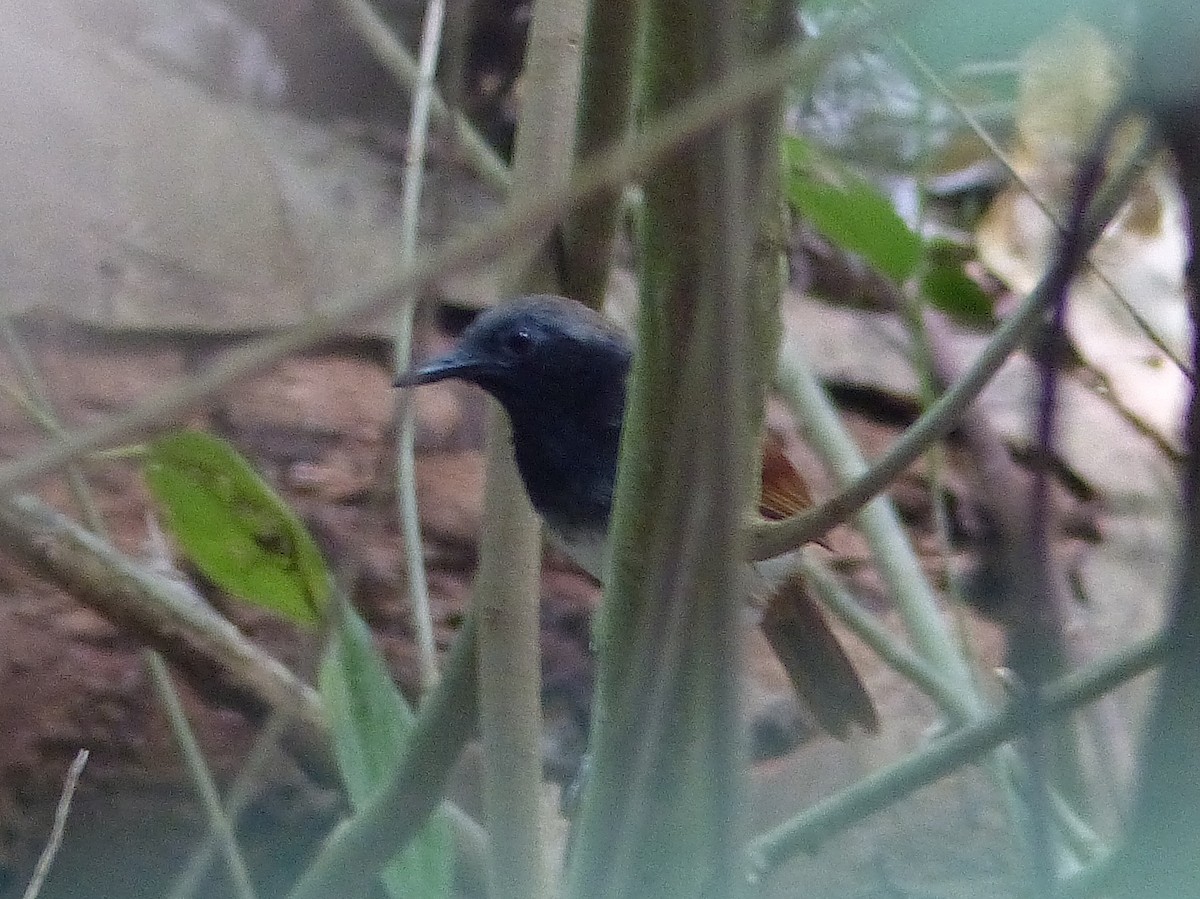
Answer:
783, 135, 923, 284
145, 430, 329, 623
319, 601, 454, 899
921, 263, 995, 323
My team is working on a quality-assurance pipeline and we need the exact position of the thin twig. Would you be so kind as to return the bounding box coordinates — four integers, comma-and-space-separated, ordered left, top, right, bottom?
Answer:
167, 712, 289, 899
0, 316, 108, 537
143, 651, 259, 899
799, 557, 960, 711
0, 492, 492, 880
333, 0, 510, 193
20, 749, 89, 899
391, 0, 447, 694
2, 299, 261, 891
746, 629, 1167, 877
1023, 108, 1125, 893
141, 662, 256, 893
776, 341, 983, 721
921, 310, 1137, 810
559, 0, 641, 307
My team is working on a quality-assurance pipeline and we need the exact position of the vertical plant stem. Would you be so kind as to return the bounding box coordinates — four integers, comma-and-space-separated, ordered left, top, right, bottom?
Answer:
475, 419, 547, 898
560, 0, 643, 306
392, 0, 448, 694
1019, 109, 1122, 892
473, 0, 586, 896
565, 0, 763, 895
692, 8, 753, 893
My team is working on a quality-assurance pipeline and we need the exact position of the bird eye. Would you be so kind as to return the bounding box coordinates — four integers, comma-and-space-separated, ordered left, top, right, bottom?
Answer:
504, 327, 535, 357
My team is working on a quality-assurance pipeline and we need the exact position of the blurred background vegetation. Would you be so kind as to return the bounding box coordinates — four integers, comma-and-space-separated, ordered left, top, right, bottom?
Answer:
0, 0, 1193, 897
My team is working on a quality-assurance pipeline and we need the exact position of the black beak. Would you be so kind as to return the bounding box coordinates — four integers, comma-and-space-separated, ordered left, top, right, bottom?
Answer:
394, 352, 485, 388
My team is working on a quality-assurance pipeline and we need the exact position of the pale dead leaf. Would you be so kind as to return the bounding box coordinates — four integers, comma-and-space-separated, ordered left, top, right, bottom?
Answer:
977, 19, 1187, 453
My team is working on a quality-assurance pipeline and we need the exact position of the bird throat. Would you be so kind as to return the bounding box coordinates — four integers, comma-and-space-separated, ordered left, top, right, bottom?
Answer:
508, 404, 621, 532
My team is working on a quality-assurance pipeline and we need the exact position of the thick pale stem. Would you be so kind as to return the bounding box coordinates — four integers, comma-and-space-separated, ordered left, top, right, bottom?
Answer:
564, 0, 761, 896
473, 0, 587, 896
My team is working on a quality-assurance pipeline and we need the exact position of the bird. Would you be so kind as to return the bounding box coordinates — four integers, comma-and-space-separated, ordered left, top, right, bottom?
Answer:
397, 294, 877, 738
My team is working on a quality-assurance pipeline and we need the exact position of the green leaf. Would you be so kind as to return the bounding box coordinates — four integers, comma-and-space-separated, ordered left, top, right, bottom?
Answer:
921, 260, 995, 323
319, 601, 454, 899
144, 430, 329, 623
783, 135, 924, 284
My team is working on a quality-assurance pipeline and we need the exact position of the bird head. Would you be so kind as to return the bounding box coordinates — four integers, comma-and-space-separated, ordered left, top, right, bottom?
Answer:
397, 295, 631, 533
397, 295, 631, 424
